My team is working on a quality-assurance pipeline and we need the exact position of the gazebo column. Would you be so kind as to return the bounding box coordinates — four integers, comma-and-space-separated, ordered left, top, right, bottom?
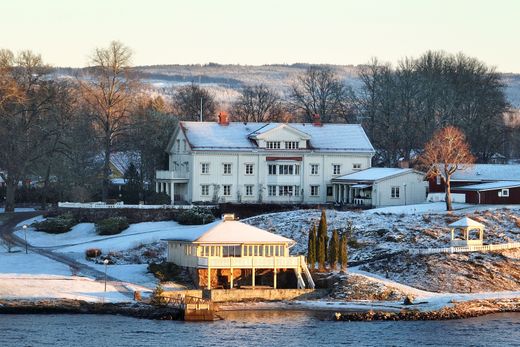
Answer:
273, 257, 277, 289
332, 184, 337, 202
170, 182, 175, 205
207, 257, 211, 290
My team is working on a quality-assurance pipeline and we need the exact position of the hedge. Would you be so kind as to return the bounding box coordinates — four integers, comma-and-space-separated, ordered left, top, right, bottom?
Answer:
95, 216, 129, 236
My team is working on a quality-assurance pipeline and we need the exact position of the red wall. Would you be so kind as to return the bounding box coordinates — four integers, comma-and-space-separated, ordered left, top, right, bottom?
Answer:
452, 187, 520, 204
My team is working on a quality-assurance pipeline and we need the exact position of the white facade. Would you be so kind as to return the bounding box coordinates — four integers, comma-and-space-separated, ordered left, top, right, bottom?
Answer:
156, 121, 375, 204
331, 168, 428, 207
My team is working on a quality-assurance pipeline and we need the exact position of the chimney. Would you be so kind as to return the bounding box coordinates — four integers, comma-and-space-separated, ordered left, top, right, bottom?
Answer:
398, 160, 409, 169
312, 114, 322, 126
218, 112, 229, 126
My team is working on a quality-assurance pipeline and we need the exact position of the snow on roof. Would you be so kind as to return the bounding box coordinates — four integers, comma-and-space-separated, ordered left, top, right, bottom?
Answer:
449, 217, 485, 229
110, 151, 140, 175
180, 122, 374, 152
453, 181, 520, 191
449, 164, 520, 182
164, 220, 295, 245
332, 168, 416, 182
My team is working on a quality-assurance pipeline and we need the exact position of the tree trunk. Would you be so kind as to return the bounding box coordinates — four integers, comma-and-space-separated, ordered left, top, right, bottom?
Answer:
102, 144, 111, 202
445, 177, 453, 211
41, 160, 52, 210
5, 181, 17, 213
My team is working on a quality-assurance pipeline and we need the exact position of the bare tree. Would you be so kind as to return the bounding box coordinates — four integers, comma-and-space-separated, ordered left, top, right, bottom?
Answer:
0, 50, 57, 212
231, 84, 284, 122
419, 126, 475, 211
171, 83, 218, 121
290, 66, 355, 123
79, 41, 139, 201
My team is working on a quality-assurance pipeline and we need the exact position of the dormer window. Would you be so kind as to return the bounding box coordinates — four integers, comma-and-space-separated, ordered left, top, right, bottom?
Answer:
266, 141, 281, 149
285, 141, 299, 149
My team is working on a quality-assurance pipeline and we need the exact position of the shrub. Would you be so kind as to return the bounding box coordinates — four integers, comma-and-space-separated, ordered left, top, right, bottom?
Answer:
148, 262, 182, 282
176, 207, 215, 225
95, 217, 129, 235
85, 248, 102, 258
150, 284, 167, 306
144, 190, 171, 205
33, 213, 76, 234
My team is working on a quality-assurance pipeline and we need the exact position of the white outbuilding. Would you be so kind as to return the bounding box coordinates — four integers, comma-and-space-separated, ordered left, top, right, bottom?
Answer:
330, 168, 428, 207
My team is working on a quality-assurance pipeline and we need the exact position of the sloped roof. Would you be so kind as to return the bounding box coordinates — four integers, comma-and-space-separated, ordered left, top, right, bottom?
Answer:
453, 181, 520, 191
449, 217, 485, 229
109, 151, 140, 175
180, 122, 374, 152
449, 164, 520, 182
164, 220, 295, 245
332, 167, 419, 182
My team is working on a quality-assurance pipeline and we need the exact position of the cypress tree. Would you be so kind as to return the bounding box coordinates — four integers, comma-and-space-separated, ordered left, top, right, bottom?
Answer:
317, 232, 326, 271
317, 209, 328, 258
307, 224, 317, 270
339, 232, 348, 272
328, 229, 339, 270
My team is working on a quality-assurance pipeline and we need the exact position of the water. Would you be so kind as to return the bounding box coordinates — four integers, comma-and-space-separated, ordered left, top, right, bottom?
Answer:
1, 311, 520, 347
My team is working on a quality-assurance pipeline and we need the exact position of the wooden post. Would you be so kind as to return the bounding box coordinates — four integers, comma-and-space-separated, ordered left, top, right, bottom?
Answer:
273, 256, 277, 289
230, 268, 234, 289
252, 268, 255, 288
207, 258, 211, 290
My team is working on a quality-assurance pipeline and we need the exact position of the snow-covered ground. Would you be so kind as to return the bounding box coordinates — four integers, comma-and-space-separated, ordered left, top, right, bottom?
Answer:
0, 208, 36, 213
0, 251, 129, 302
2, 203, 520, 306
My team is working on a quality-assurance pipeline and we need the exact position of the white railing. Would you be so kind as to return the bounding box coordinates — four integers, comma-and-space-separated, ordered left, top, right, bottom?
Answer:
410, 242, 520, 255
197, 256, 301, 269
58, 202, 215, 210
156, 170, 189, 180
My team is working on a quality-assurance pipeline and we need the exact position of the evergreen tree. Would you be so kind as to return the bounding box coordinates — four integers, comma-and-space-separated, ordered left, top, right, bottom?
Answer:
316, 209, 328, 268
317, 232, 326, 271
339, 232, 348, 272
328, 229, 340, 270
307, 224, 317, 270
122, 163, 141, 204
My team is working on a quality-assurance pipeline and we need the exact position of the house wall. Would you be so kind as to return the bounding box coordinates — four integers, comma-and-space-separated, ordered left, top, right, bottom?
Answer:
374, 172, 428, 207
188, 151, 372, 204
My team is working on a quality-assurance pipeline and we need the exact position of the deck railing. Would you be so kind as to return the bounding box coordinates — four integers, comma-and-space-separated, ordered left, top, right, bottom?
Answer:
410, 242, 520, 255
196, 255, 301, 269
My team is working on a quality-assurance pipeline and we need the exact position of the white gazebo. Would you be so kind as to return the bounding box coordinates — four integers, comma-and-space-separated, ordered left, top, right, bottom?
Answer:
163, 214, 314, 290
449, 217, 485, 247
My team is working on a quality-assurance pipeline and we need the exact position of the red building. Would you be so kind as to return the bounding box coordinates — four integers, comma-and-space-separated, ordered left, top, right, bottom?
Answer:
428, 164, 520, 204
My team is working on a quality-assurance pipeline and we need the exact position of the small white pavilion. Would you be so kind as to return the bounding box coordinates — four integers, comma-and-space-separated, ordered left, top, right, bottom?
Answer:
164, 214, 314, 290
449, 217, 485, 247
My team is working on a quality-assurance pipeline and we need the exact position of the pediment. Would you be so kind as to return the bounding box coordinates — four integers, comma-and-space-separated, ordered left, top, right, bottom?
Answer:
251, 124, 311, 141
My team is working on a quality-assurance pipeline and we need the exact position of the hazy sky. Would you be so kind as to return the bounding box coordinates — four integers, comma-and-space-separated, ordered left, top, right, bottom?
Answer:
1, 0, 519, 72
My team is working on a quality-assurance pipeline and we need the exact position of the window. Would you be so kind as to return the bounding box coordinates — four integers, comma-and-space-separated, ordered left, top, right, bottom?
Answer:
279, 164, 294, 175
295, 164, 300, 175
245, 185, 254, 196
391, 186, 400, 198
501, 189, 510, 197
266, 141, 281, 149
201, 185, 209, 196
333, 164, 341, 175
201, 163, 210, 174
279, 185, 294, 196
176, 139, 180, 152
436, 175, 441, 185
310, 164, 319, 175
310, 185, 319, 196
245, 163, 254, 175
223, 185, 231, 196
268, 164, 277, 175
285, 141, 299, 149
268, 185, 277, 196
327, 186, 333, 197
353, 163, 361, 170
223, 163, 232, 175
182, 140, 187, 152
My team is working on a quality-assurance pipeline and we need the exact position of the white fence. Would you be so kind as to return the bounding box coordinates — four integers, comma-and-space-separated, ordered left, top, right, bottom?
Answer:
58, 202, 215, 210
410, 242, 520, 255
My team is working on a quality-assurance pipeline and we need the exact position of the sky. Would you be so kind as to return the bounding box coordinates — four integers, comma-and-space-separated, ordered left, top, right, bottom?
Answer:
1, 0, 519, 72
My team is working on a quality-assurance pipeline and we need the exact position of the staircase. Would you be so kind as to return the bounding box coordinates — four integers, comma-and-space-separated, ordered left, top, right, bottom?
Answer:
299, 256, 316, 289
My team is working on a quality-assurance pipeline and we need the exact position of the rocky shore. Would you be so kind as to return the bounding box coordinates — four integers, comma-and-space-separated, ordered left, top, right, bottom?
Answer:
0, 299, 183, 320
333, 298, 520, 321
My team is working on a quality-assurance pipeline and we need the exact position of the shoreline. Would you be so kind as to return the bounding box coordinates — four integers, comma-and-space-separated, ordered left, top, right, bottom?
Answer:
2, 297, 520, 321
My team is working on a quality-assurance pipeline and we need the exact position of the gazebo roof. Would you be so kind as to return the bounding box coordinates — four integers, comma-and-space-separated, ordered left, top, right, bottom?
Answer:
163, 220, 295, 245
449, 217, 485, 229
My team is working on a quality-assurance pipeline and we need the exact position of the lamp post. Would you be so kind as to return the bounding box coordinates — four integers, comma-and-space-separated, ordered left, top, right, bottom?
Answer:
103, 259, 109, 292
23, 224, 28, 254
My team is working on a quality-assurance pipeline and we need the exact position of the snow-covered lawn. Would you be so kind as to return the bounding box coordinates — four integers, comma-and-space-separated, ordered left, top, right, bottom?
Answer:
0, 252, 129, 302
0, 208, 36, 213
366, 202, 467, 215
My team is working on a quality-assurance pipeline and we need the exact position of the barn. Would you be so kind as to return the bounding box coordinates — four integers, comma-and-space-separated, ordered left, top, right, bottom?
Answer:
452, 181, 520, 204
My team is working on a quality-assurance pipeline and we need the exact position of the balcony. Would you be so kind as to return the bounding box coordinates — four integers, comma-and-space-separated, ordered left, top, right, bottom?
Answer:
196, 256, 301, 269
156, 170, 189, 180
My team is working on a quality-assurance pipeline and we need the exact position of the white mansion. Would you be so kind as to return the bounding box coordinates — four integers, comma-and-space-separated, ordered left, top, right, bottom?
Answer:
156, 114, 375, 204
